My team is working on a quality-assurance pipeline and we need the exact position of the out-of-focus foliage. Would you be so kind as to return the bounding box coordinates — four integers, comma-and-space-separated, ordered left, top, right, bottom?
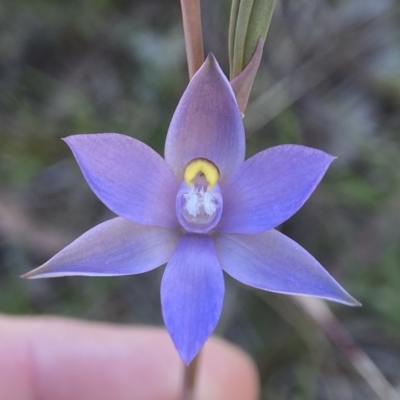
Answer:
1, 0, 400, 398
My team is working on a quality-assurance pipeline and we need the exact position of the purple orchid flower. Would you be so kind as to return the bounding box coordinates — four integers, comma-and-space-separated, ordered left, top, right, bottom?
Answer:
24, 54, 359, 365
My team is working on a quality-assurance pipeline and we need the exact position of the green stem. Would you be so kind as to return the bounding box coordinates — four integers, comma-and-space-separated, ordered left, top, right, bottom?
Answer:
180, 0, 205, 79
181, 352, 201, 400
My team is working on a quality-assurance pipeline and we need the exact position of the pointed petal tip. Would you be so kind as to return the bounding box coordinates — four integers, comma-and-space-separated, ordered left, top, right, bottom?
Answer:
62, 134, 87, 144
180, 351, 196, 366
21, 264, 48, 279
277, 288, 361, 307
278, 288, 361, 307
203, 53, 219, 72
205, 52, 215, 60
20, 266, 53, 279
302, 292, 361, 307
62, 135, 79, 147
20, 268, 50, 280
20, 271, 31, 279
308, 291, 361, 307
274, 288, 361, 307
62, 135, 74, 143
343, 295, 362, 307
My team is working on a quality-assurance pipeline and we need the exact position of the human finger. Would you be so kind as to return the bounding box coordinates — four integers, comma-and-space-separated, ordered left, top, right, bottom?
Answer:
0, 315, 259, 400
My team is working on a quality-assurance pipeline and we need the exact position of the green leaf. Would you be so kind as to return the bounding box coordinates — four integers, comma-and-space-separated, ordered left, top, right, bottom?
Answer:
229, 0, 276, 79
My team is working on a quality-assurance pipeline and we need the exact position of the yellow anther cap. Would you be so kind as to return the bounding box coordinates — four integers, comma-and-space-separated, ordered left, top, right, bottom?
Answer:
184, 158, 219, 189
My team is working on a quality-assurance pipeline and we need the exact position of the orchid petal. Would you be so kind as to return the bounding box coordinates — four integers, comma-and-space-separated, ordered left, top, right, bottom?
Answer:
218, 145, 335, 233
161, 234, 224, 365
23, 218, 180, 278
164, 54, 245, 183
64, 134, 179, 228
214, 230, 360, 306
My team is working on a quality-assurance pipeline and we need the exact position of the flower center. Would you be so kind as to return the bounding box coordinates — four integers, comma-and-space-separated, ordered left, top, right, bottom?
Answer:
175, 158, 223, 234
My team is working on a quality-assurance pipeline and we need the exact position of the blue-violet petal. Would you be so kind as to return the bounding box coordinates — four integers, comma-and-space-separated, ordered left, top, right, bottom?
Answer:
65, 133, 179, 228
161, 234, 225, 365
164, 54, 245, 183
218, 145, 335, 233
214, 229, 360, 306
23, 217, 180, 278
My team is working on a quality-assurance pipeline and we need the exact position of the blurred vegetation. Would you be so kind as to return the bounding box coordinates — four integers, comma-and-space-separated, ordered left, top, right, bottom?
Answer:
1, 0, 400, 398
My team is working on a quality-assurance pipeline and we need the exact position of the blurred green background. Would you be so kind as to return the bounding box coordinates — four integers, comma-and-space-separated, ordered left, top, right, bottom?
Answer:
1, 0, 400, 398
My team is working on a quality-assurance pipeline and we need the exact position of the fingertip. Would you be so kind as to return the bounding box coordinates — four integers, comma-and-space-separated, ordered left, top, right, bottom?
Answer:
198, 337, 259, 400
